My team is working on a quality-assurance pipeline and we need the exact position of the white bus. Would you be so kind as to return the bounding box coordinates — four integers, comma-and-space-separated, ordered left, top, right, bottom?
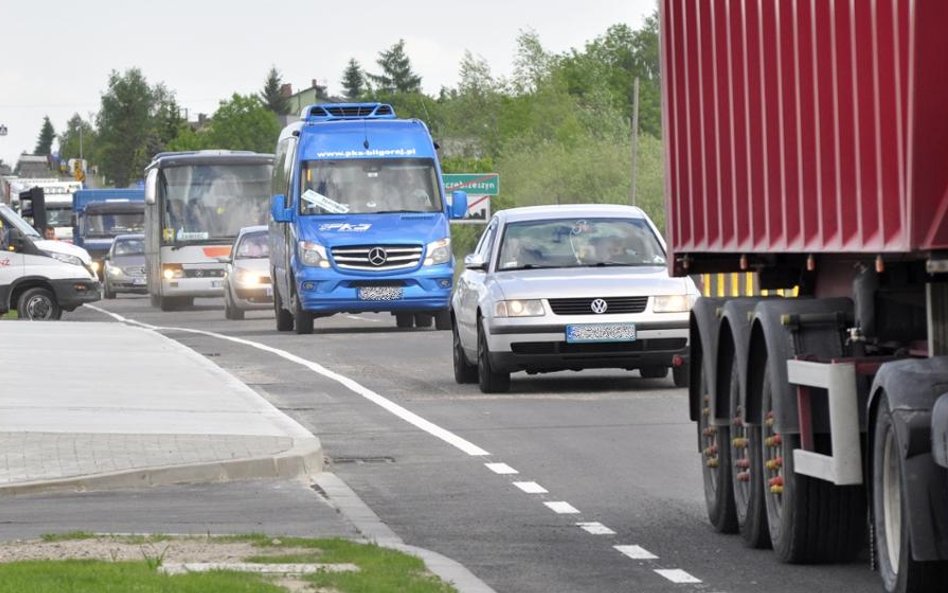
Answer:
143, 151, 274, 311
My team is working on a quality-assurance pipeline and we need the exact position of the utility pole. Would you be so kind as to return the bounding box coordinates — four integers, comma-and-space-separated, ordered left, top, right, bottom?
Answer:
630, 76, 640, 207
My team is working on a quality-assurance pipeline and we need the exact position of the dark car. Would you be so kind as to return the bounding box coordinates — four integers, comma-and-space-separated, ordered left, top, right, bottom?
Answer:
102, 234, 147, 298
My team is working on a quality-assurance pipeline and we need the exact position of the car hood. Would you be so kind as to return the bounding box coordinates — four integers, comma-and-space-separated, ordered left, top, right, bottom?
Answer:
491, 266, 695, 299
299, 213, 447, 247
34, 239, 92, 265
232, 258, 270, 273
111, 254, 145, 268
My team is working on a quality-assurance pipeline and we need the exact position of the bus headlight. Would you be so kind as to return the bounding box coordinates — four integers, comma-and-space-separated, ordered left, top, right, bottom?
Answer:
424, 238, 451, 266
162, 264, 184, 280
299, 241, 329, 268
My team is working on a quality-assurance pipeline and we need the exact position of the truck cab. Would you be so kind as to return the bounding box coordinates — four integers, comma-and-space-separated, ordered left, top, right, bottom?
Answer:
269, 102, 468, 334
72, 189, 146, 278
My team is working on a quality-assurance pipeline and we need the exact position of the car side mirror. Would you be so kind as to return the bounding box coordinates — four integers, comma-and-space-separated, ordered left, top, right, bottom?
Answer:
450, 191, 469, 220
271, 194, 292, 223
464, 253, 487, 271
216, 256, 231, 264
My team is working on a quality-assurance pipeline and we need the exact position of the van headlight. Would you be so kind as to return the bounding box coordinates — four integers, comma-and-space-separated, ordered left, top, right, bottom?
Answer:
495, 299, 545, 318
45, 251, 84, 267
653, 295, 696, 313
424, 238, 451, 266
299, 241, 329, 268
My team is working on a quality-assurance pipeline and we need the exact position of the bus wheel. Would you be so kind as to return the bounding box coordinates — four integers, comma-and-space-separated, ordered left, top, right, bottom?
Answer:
395, 313, 414, 329
414, 313, 433, 328
18, 287, 62, 320
294, 292, 314, 334
435, 310, 452, 331
273, 284, 294, 332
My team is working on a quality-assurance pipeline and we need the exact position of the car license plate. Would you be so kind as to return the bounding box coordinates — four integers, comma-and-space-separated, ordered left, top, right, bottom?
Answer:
566, 323, 636, 343
133, 278, 146, 285
211, 280, 222, 288
265, 286, 273, 297
358, 286, 403, 301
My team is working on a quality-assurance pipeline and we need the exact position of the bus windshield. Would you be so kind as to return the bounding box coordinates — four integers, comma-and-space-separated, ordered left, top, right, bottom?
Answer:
160, 163, 271, 244
300, 158, 442, 215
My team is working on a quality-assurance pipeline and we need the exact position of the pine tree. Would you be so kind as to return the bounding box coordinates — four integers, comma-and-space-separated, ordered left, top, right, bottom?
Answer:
367, 40, 422, 94
34, 116, 56, 156
341, 58, 366, 99
260, 67, 291, 115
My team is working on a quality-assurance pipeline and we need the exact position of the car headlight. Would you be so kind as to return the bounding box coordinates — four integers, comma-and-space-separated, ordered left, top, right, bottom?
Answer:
46, 251, 84, 268
90, 260, 101, 273
653, 294, 696, 313
424, 238, 451, 266
299, 241, 329, 268
495, 299, 545, 318
236, 269, 264, 286
107, 265, 124, 276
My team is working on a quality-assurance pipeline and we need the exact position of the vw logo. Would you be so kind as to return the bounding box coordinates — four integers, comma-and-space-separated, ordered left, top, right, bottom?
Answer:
368, 247, 388, 266
590, 298, 609, 314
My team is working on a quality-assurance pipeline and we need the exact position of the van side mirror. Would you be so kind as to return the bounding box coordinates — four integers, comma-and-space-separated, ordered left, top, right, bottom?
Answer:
271, 194, 293, 223
450, 191, 469, 220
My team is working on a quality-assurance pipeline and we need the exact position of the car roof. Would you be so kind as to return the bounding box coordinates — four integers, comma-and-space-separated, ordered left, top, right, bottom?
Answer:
495, 204, 651, 224
113, 233, 144, 241
237, 225, 268, 237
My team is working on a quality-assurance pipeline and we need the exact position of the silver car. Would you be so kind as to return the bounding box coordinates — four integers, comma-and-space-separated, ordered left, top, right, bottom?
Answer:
222, 226, 272, 320
451, 204, 698, 393
102, 234, 147, 298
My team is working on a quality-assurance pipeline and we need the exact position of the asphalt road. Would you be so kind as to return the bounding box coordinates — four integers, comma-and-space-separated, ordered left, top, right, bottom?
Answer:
70, 296, 882, 593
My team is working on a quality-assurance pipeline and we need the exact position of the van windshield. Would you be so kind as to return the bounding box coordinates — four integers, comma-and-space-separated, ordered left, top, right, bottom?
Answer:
300, 158, 442, 215
0, 203, 41, 238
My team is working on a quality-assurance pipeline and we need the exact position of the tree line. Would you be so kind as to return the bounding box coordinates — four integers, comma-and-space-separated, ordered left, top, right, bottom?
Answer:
41, 11, 663, 249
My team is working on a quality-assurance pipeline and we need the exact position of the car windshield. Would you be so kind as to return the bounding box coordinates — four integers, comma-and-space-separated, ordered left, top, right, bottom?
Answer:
112, 238, 144, 256
300, 158, 442, 215
161, 163, 271, 244
83, 212, 145, 238
235, 232, 269, 259
496, 217, 666, 271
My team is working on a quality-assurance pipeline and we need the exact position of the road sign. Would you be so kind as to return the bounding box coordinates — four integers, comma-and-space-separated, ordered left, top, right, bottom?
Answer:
443, 173, 499, 196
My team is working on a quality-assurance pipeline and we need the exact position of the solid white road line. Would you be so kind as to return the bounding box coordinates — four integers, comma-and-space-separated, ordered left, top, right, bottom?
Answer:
513, 481, 548, 494
485, 463, 518, 475
87, 305, 490, 457
614, 545, 658, 560
654, 569, 702, 584
544, 501, 580, 514
576, 522, 616, 535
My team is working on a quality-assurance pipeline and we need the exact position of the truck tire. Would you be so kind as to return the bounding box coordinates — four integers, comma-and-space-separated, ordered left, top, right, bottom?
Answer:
873, 394, 948, 593
478, 318, 510, 393
453, 319, 478, 384
761, 366, 865, 563
17, 287, 62, 320
435, 309, 452, 331
698, 362, 738, 533
395, 312, 414, 329
414, 312, 433, 328
729, 359, 771, 548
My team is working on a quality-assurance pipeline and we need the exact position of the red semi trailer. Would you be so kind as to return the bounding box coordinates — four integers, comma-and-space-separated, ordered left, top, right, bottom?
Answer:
661, 1, 948, 591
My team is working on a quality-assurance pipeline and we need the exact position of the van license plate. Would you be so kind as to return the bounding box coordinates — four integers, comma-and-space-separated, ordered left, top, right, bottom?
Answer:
358, 287, 403, 301
566, 323, 636, 343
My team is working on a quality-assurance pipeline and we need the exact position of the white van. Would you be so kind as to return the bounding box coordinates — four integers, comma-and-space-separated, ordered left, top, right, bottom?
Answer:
0, 203, 100, 320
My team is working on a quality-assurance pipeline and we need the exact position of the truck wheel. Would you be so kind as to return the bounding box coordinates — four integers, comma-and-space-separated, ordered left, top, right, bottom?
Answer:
17, 287, 62, 320
639, 366, 668, 379
453, 319, 478, 384
873, 394, 948, 593
435, 310, 452, 331
395, 312, 414, 329
414, 313, 433, 328
273, 283, 294, 332
761, 366, 865, 563
729, 360, 771, 548
159, 296, 178, 312
293, 292, 314, 335
103, 280, 116, 300
477, 318, 510, 393
673, 363, 690, 388
698, 363, 738, 533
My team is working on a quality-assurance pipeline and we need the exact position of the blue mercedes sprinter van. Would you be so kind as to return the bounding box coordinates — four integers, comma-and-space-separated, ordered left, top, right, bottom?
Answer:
269, 103, 467, 334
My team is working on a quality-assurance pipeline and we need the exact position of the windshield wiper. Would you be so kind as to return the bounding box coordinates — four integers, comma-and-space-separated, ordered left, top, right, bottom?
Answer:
372, 209, 434, 215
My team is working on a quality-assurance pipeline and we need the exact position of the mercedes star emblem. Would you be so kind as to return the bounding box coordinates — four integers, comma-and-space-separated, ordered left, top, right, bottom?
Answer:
590, 298, 609, 314
368, 247, 388, 266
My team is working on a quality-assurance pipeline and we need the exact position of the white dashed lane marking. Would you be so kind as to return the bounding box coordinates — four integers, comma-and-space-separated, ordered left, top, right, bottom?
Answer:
485, 463, 518, 475
614, 545, 658, 560
513, 481, 548, 494
654, 569, 702, 584
577, 522, 616, 535
544, 501, 580, 514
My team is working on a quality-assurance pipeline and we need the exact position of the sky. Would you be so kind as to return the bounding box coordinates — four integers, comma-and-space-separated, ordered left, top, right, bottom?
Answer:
0, 0, 656, 169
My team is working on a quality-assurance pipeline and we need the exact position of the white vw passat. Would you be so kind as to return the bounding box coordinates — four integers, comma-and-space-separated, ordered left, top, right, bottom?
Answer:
451, 204, 699, 393
222, 226, 273, 320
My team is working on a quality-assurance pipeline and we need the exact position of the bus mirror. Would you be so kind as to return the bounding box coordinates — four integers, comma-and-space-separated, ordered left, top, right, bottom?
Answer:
271, 194, 292, 223
450, 190, 468, 220
144, 169, 158, 205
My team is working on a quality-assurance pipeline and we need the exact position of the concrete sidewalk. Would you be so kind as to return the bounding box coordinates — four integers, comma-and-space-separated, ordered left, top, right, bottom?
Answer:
0, 321, 322, 496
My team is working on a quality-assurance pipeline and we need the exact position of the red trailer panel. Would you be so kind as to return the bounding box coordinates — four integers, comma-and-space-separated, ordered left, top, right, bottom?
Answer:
662, 0, 948, 274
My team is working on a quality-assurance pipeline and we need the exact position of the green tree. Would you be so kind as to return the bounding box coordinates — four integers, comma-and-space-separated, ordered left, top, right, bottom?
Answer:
368, 40, 422, 94
34, 116, 55, 156
341, 58, 367, 99
170, 94, 280, 153
261, 67, 291, 115
96, 68, 160, 187
57, 114, 96, 162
